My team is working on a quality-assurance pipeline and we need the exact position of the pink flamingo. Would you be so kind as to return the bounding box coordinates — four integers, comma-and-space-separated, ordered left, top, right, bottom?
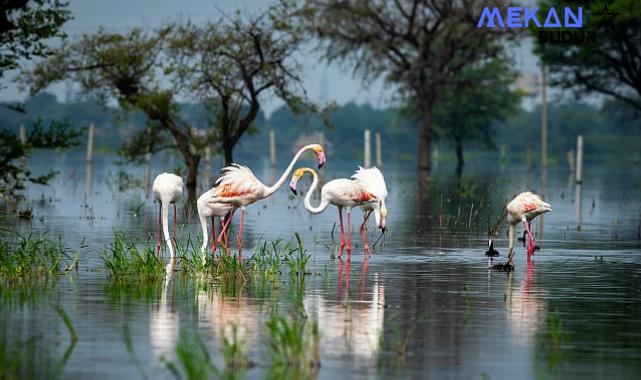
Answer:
152, 173, 183, 266
289, 166, 387, 256
197, 188, 235, 260
207, 144, 326, 258
505, 191, 552, 266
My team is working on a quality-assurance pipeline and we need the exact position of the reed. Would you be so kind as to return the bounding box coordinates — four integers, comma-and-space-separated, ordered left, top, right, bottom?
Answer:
0, 231, 72, 278
102, 232, 165, 283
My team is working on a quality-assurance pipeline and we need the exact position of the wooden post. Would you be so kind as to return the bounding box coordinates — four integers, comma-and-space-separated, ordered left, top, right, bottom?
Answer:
204, 146, 212, 188
86, 123, 95, 163
19, 124, 26, 145
364, 129, 371, 168
567, 150, 575, 172
375, 131, 382, 167
541, 65, 548, 169
575, 135, 583, 184
269, 129, 276, 167
144, 152, 152, 196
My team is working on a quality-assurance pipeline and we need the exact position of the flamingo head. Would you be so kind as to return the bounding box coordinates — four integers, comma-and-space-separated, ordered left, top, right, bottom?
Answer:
310, 144, 326, 168
379, 203, 388, 231
289, 168, 306, 195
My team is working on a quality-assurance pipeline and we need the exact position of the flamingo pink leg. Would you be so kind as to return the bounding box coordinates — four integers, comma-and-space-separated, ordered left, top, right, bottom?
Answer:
217, 209, 235, 246
211, 216, 217, 256
346, 211, 352, 254
523, 221, 536, 256
237, 209, 246, 261
360, 211, 371, 256
338, 208, 346, 257
156, 203, 161, 255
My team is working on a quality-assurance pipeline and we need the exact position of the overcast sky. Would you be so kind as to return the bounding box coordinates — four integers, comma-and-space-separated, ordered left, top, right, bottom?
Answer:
0, 0, 540, 115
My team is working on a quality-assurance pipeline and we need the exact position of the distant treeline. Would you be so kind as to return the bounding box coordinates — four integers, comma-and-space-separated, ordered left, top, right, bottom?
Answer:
2, 93, 639, 166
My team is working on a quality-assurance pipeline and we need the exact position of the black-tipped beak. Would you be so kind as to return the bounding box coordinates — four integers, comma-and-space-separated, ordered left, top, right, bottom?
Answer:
318, 162, 324, 169
290, 186, 297, 195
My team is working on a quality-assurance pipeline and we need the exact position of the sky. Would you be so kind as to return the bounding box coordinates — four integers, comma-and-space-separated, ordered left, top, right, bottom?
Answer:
0, 0, 541, 115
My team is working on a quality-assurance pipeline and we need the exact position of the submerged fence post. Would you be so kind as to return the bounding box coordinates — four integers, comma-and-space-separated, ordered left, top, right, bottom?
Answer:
86, 122, 95, 163
364, 129, 371, 168
541, 64, 548, 169
269, 129, 276, 167
204, 146, 212, 189
575, 135, 583, 184
375, 131, 382, 168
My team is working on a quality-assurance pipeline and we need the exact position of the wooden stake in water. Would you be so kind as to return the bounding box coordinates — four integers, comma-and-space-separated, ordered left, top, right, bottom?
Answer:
576, 135, 583, 184
269, 129, 276, 167
86, 123, 95, 163
364, 129, 371, 168
204, 146, 212, 189
375, 131, 382, 167
19, 124, 26, 145
541, 64, 548, 169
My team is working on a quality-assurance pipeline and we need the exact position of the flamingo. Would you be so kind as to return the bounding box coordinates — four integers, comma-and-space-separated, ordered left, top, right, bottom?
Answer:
152, 173, 183, 267
196, 188, 235, 260
207, 144, 326, 258
505, 191, 552, 266
288, 166, 387, 256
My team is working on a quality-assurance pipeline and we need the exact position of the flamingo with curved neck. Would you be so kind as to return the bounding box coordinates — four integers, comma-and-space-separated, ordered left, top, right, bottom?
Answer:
289, 167, 388, 256
207, 144, 326, 258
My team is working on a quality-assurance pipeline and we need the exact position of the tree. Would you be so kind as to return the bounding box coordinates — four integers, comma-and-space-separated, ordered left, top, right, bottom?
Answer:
0, 119, 81, 204
0, 0, 71, 83
168, 2, 316, 165
302, 0, 515, 178
23, 2, 317, 201
432, 58, 520, 176
535, 0, 641, 113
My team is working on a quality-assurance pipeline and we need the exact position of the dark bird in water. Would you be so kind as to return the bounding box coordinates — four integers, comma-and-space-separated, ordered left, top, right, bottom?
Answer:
485, 240, 499, 257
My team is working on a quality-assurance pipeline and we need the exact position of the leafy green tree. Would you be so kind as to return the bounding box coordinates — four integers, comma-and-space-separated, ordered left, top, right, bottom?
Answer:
168, 1, 319, 165
0, 119, 81, 204
433, 59, 520, 176
0, 0, 71, 83
24, 2, 317, 201
302, 0, 516, 178
535, 0, 641, 113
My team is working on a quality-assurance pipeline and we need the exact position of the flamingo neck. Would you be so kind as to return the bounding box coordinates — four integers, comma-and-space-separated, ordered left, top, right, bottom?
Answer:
264, 146, 313, 198
161, 201, 174, 259
198, 211, 208, 254
303, 170, 329, 214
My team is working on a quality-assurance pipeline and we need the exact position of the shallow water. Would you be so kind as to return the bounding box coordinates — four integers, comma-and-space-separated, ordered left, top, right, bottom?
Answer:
2, 151, 641, 379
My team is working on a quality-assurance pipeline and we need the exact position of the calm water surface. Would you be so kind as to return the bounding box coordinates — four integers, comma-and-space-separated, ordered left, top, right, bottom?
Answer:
2, 151, 641, 379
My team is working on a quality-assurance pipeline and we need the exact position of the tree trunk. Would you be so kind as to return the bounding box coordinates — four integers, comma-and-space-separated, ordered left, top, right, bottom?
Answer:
418, 102, 434, 180
455, 138, 464, 177
222, 138, 234, 166
184, 154, 200, 203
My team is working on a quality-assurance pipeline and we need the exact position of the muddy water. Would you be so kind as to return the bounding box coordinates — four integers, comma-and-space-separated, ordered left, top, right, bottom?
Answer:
2, 151, 641, 379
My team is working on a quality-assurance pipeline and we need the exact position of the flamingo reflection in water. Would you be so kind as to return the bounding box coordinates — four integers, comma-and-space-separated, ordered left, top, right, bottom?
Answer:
150, 272, 180, 361
505, 260, 547, 346
304, 256, 385, 363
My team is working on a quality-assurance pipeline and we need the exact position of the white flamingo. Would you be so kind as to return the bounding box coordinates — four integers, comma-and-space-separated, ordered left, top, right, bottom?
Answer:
289, 166, 388, 256
152, 173, 183, 266
505, 191, 552, 266
197, 188, 235, 260
207, 144, 326, 258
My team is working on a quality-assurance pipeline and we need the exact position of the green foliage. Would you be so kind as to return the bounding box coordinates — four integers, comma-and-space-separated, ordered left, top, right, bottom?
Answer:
221, 322, 249, 369
432, 58, 521, 172
0, 118, 82, 204
102, 232, 166, 283
163, 329, 218, 380
266, 311, 320, 374
0, 230, 72, 278
535, 0, 641, 113
0, 0, 72, 82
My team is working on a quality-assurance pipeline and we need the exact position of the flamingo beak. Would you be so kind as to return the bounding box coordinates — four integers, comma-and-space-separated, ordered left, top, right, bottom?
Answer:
289, 176, 298, 195
317, 151, 326, 169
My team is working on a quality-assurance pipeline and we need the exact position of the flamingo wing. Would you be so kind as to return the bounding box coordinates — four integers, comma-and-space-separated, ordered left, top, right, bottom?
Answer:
351, 166, 388, 200
212, 164, 261, 199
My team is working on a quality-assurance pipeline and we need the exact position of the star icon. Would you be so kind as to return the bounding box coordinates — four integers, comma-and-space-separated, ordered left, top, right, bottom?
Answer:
588, 4, 620, 29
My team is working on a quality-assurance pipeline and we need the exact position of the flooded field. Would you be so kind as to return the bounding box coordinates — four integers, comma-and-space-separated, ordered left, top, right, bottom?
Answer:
2, 151, 641, 379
